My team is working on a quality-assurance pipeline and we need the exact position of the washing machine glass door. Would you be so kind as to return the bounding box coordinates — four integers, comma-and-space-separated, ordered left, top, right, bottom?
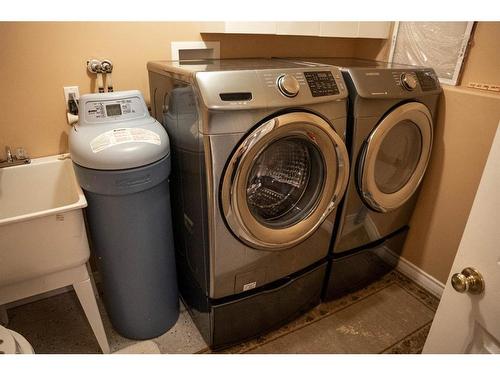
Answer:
221, 112, 349, 250
358, 102, 433, 213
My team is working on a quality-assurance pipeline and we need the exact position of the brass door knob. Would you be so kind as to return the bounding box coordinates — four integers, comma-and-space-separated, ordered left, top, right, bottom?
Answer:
451, 267, 485, 294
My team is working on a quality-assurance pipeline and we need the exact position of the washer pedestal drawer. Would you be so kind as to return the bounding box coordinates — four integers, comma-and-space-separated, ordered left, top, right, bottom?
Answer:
180, 261, 326, 350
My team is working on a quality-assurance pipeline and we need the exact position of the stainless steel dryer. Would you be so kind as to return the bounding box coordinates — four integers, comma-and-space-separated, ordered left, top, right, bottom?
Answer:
147, 59, 350, 348
285, 58, 442, 300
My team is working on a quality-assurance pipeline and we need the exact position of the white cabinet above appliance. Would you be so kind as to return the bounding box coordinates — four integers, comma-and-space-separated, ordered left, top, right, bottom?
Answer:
357, 22, 392, 38
200, 22, 277, 35
200, 22, 392, 39
276, 22, 320, 36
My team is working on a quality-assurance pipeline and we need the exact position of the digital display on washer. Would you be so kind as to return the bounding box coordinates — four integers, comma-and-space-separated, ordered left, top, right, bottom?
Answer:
106, 104, 122, 117
304, 71, 339, 97
416, 71, 438, 91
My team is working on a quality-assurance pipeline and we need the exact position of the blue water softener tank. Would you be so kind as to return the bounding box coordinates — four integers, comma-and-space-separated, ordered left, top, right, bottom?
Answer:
69, 90, 178, 339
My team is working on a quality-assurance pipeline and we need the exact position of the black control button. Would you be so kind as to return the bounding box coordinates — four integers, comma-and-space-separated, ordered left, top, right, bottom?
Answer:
416, 71, 438, 91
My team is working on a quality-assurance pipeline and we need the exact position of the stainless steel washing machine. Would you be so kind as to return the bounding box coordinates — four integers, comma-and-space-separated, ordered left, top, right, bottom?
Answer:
284, 58, 442, 300
147, 59, 350, 348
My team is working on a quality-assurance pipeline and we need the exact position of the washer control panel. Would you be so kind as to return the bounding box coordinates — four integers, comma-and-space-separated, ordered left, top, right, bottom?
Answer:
260, 69, 345, 100
195, 67, 347, 109
304, 71, 340, 97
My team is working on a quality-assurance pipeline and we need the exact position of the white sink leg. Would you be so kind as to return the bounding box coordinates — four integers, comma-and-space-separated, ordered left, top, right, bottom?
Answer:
0, 305, 8, 326
86, 263, 100, 300
73, 278, 110, 354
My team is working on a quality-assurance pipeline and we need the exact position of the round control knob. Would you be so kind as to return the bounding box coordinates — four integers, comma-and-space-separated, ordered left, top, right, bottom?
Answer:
277, 74, 300, 97
400, 73, 418, 91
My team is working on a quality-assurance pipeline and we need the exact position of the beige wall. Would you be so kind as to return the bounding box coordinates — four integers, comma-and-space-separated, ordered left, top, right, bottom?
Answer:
399, 22, 500, 283
201, 32, 356, 58
0, 22, 376, 158
0, 22, 203, 157
459, 22, 500, 87
3, 21, 496, 159
401, 87, 500, 283
1, 21, 499, 285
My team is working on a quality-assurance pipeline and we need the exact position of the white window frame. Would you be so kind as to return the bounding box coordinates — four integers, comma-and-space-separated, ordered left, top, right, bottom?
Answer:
388, 22, 475, 86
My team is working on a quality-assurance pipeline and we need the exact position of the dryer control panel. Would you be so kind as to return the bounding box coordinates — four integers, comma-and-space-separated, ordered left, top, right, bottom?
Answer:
415, 70, 440, 91
348, 68, 442, 99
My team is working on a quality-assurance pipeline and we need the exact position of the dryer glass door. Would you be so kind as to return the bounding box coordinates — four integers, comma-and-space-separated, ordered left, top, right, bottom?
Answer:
221, 112, 349, 250
358, 102, 433, 213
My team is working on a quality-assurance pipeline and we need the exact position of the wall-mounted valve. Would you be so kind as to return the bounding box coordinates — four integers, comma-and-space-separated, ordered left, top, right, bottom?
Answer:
87, 59, 103, 74
87, 59, 114, 93
101, 60, 114, 92
100, 60, 113, 73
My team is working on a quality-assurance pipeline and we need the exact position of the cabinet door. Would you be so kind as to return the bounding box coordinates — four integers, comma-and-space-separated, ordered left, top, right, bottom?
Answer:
319, 22, 359, 38
225, 22, 277, 34
276, 22, 320, 36
200, 22, 277, 34
200, 21, 392, 39
358, 22, 391, 38
199, 22, 225, 33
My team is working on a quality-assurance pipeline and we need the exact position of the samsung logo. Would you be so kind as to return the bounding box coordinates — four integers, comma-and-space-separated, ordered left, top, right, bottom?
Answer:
365, 72, 380, 76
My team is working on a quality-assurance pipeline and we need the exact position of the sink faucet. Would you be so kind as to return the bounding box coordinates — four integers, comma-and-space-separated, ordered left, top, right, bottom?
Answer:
0, 146, 31, 168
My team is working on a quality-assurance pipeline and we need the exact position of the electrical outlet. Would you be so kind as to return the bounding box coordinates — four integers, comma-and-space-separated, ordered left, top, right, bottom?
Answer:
63, 86, 80, 110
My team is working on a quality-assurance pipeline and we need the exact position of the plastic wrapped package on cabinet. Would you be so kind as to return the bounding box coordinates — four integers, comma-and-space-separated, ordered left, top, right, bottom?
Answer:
392, 22, 471, 83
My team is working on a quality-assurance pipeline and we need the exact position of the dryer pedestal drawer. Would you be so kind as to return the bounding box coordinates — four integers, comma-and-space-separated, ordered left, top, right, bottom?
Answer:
324, 227, 408, 301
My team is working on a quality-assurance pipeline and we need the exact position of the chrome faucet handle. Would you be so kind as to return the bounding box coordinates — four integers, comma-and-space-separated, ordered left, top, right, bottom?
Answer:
16, 147, 29, 160
5, 146, 13, 162
0, 146, 30, 167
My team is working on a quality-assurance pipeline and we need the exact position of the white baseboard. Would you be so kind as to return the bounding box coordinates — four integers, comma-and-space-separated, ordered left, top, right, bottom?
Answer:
375, 247, 445, 298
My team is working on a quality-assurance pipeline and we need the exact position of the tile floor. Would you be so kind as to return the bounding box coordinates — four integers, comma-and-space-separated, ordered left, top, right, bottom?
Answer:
4, 270, 439, 354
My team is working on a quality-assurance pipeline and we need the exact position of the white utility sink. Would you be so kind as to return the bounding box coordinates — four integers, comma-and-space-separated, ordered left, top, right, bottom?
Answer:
0, 154, 86, 225
0, 154, 110, 353
0, 154, 88, 285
